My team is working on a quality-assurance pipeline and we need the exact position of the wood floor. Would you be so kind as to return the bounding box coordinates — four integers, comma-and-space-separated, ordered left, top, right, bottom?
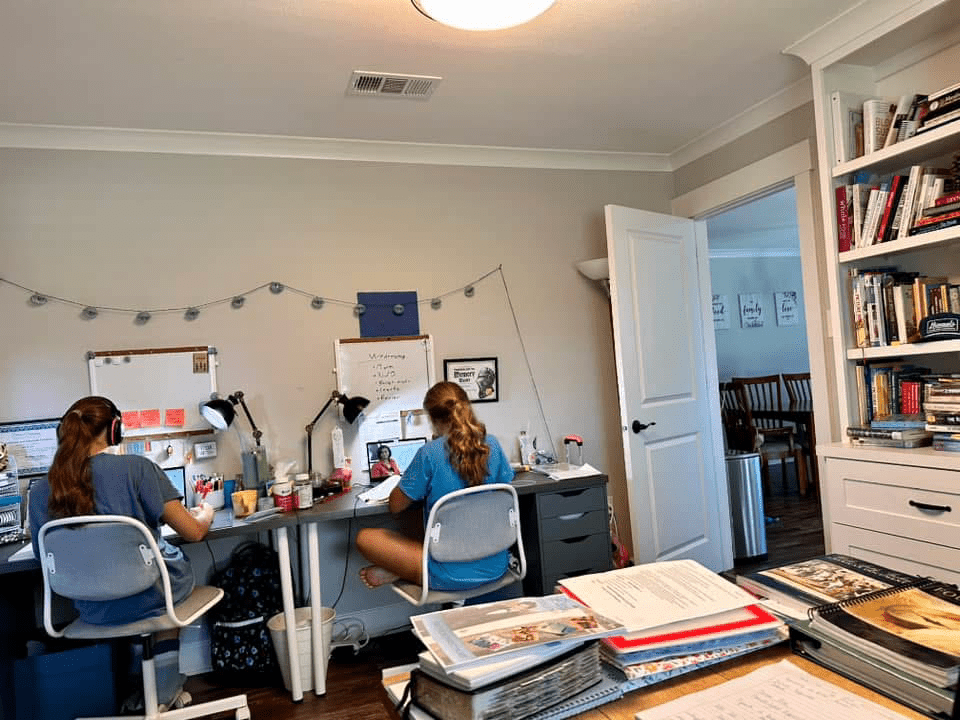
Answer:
185, 465, 824, 719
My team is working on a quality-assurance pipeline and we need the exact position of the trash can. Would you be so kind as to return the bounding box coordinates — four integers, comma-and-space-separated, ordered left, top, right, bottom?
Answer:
267, 606, 335, 693
724, 451, 767, 564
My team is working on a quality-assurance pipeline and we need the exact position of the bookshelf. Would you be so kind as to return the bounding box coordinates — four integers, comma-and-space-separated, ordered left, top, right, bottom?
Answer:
788, 0, 960, 583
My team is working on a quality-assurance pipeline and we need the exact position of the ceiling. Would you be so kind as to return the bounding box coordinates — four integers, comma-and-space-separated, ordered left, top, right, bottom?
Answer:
0, 0, 862, 158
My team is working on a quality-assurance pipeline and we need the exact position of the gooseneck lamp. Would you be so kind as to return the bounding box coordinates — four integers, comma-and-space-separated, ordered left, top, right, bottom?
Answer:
305, 390, 370, 473
201, 391, 263, 446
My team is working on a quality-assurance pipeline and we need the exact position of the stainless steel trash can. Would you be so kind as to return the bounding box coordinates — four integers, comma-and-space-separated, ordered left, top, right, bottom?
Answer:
725, 451, 767, 564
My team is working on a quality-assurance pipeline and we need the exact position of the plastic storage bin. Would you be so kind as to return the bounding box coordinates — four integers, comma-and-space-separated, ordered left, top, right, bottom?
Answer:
724, 451, 767, 563
267, 606, 335, 693
14, 643, 117, 720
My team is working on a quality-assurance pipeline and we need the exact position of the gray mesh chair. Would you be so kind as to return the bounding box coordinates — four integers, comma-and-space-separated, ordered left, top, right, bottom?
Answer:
392, 483, 527, 606
38, 514, 250, 720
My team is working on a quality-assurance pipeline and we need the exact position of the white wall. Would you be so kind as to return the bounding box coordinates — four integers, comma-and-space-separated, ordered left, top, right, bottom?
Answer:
0, 147, 675, 560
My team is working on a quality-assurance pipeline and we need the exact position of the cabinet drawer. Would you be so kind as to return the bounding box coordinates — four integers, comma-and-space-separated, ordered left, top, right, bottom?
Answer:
541, 532, 610, 576
538, 486, 605, 518
540, 509, 607, 542
829, 523, 960, 586
825, 458, 960, 550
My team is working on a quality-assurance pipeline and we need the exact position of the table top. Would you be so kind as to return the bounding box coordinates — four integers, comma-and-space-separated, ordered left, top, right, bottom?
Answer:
381, 644, 928, 720
0, 470, 608, 574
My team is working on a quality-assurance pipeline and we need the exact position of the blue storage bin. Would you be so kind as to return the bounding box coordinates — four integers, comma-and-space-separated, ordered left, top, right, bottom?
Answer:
14, 643, 117, 720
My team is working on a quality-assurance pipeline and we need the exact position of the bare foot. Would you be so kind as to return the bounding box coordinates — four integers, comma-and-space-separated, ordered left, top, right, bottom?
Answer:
360, 565, 398, 589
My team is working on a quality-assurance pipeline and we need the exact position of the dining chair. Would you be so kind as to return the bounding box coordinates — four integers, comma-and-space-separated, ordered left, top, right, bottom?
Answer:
719, 382, 754, 453
392, 483, 526, 607
731, 376, 808, 496
38, 514, 250, 720
781, 371, 817, 495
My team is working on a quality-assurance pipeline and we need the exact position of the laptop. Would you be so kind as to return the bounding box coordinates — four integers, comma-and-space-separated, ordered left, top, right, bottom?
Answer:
365, 437, 427, 482
163, 466, 188, 503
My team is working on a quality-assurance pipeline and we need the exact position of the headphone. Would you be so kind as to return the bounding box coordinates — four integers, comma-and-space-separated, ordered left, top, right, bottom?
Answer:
104, 398, 123, 446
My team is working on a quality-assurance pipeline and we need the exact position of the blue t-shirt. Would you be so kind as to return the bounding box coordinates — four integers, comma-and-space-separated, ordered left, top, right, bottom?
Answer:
29, 453, 195, 625
398, 434, 515, 590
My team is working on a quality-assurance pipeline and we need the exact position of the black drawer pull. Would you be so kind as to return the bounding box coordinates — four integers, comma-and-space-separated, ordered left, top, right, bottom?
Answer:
909, 500, 952, 513
558, 489, 589, 498
560, 535, 590, 544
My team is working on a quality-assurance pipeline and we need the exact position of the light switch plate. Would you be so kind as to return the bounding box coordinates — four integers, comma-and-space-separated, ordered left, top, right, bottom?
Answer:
194, 441, 217, 459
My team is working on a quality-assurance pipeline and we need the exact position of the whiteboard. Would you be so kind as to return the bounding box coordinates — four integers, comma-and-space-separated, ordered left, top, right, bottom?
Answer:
87, 346, 219, 438
335, 335, 435, 479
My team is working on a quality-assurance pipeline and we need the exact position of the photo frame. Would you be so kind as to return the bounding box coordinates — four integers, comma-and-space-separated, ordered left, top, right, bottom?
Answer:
775, 291, 800, 326
443, 357, 499, 403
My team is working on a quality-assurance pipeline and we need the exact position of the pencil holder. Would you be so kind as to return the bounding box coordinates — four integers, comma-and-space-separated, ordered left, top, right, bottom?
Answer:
206, 489, 224, 510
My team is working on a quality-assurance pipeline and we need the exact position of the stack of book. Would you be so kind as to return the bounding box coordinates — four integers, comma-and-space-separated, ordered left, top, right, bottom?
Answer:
915, 80, 960, 137
846, 424, 933, 448
557, 559, 787, 689
390, 594, 628, 720
924, 375, 960, 452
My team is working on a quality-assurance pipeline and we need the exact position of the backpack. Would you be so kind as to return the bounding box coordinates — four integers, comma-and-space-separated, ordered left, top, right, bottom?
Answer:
207, 541, 283, 682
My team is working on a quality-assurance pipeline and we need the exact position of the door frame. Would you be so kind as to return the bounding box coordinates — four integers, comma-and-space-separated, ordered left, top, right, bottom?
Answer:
670, 140, 835, 538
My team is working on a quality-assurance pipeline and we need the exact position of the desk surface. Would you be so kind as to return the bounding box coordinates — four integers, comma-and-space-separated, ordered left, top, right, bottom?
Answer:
382, 644, 928, 720
0, 471, 606, 574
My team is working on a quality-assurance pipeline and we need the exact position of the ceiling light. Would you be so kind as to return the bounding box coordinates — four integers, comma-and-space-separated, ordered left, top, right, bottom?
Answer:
412, 0, 555, 31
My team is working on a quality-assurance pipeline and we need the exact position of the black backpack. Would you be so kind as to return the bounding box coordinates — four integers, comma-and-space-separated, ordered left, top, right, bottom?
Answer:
208, 541, 283, 682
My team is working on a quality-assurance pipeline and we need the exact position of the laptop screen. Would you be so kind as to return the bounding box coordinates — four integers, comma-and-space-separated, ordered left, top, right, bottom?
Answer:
365, 438, 427, 482
163, 466, 187, 503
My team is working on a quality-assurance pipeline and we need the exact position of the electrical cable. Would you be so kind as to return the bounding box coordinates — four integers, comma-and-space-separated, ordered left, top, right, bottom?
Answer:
330, 495, 362, 610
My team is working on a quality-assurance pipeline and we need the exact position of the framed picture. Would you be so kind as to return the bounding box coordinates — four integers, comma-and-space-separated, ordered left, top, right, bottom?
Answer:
738, 293, 764, 328
712, 294, 730, 329
443, 357, 499, 403
775, 291, 800, 326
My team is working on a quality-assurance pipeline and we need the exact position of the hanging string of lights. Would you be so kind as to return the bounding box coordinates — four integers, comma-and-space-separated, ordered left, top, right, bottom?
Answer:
0, 266, 501, 324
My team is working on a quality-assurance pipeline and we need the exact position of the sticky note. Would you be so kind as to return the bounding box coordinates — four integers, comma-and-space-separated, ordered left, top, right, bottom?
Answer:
139, 409, 162, 427
165, 408, 185, 427
122, 411, 141, 429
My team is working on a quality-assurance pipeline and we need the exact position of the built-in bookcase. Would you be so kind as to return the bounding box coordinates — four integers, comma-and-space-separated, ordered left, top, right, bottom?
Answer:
788, 0, 960, 582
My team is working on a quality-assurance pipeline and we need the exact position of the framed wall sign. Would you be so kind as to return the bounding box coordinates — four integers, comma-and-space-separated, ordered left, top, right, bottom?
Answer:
713, 294, 730, 329
738, 293, 764, 328
775, 291, 800, 326
443, 357, 499, 403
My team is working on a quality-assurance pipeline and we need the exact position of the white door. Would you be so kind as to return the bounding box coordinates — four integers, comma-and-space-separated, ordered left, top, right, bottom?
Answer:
605, 205, 731, 571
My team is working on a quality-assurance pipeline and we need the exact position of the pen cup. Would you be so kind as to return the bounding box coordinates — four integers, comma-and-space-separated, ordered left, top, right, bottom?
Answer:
205, 489, 225, 510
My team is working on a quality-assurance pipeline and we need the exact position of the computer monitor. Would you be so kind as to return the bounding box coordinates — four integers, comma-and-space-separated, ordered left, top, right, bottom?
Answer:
365, 437, 427, 482
163, 466, 188, 504
0, 418, 60, 477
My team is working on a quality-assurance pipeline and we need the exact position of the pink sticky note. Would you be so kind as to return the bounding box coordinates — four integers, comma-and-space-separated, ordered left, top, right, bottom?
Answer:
165, 408, 185, 427
122, 411, 141, 429
139, 409, 162, 427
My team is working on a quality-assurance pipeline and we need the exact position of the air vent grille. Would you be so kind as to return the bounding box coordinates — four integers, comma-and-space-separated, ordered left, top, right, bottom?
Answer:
348, 71, 441, 100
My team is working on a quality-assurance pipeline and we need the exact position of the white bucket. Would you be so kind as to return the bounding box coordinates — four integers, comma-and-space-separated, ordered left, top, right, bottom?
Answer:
267, 606, 335, 693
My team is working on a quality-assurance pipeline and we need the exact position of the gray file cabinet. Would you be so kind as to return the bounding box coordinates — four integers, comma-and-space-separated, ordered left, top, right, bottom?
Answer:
514, 472, 612, 595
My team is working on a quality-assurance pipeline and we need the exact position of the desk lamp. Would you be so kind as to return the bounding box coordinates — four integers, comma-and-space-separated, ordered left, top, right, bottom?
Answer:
201, 391, 269, 495
305, 391, 369, 474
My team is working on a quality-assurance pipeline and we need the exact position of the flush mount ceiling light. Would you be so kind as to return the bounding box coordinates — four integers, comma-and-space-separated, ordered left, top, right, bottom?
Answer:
411, 0, 555, 30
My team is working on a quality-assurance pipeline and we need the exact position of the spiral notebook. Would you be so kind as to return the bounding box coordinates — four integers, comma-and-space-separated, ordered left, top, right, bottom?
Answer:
807, 578, 960, 689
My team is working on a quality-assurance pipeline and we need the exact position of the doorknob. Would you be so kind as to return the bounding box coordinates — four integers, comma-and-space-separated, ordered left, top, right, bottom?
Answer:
631, 421, 656, 433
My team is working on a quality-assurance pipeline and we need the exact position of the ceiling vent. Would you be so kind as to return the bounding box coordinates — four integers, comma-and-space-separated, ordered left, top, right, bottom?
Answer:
347, 71, 441, 100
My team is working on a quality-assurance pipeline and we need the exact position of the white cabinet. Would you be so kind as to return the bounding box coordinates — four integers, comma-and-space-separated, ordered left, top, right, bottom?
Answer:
788, 0, 960, 576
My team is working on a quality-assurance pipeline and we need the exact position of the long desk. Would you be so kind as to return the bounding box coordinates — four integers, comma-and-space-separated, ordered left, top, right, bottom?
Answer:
381, 644, 928, 719
1, 470, 609, 708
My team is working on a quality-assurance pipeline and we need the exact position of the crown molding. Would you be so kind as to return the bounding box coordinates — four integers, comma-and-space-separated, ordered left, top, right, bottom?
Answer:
709, 247, 800, 259
668, 78, 813, 171
0, 122, 672, 172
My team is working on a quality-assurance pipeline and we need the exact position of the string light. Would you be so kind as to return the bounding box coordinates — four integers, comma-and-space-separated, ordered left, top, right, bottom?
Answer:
3, 266, 502, 322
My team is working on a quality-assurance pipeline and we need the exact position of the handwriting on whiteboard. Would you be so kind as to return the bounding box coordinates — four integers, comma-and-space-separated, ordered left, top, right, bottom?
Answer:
366, 353, 414, 401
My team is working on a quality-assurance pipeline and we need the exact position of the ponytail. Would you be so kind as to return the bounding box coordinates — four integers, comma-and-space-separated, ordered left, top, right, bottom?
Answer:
47, 396, 116, 518
424, 382, 490, 486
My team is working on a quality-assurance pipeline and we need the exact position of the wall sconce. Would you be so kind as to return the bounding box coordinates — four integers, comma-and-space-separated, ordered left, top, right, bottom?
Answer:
304, 391, 370, 474
576, 257, 610, 298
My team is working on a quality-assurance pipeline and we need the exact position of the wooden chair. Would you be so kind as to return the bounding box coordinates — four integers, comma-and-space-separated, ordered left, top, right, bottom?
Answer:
781, 371, 818, 495
731, 376, 808, 496
719, 382, 754, 453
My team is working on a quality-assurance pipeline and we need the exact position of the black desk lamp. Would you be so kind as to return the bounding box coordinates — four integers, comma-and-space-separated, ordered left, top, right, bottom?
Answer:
305, 391, 369, 474
201, 391, 269, 493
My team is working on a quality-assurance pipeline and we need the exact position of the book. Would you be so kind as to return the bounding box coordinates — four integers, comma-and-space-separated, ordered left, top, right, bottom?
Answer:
790, 624, 958, 717
849, 435, 934, 448
735, 553, 919, 621
875, 175, 906, 245
846, 425, 932, 440
870, 413, 926, 429
896, 165, 925, 239
862, 183, 889, 246
883, 94, 922, 148
410, 594, 625, 672
863, 98, 896, 155
851, 182, 873, 247
599, 626, 783, 667
830, 91, 868, 164
409, 641, 604, 720
892, 283, 919, 344
835, 184, 852, 252
808, 580, 960, 688
416, 642, 579, 692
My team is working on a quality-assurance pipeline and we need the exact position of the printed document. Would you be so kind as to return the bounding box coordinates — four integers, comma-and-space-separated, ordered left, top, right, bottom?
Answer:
558, 559, 756, 632
635, 659, 913, 719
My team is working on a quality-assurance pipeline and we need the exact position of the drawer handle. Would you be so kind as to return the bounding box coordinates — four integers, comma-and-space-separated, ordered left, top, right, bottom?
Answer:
558, 489, 589, 498
557, 512, 586, 521
560, 535, 589, 544
909, 500, 952, 513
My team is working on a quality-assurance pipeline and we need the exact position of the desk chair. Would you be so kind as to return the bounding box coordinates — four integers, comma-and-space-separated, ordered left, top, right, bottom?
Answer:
392, 483, 527, 607
730, 377, 807, 496
38, 515, 250, 720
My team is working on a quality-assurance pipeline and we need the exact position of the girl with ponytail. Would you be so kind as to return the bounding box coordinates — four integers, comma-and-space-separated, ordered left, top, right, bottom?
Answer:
29, 396, 214, 710
356, 381, 514, 589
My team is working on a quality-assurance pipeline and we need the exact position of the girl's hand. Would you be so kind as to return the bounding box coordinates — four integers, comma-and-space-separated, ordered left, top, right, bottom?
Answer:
189, 502, 215, 524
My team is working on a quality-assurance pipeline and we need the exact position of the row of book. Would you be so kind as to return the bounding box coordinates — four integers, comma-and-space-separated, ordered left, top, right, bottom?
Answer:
387, 561, 789, 720
736, 553, 960, 717
836, 166, 960, 252
831, 80, 960, 165
848, 267, 958, 349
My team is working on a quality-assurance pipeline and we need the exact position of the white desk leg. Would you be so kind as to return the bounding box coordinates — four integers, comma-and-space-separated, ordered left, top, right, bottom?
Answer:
274, 525, 303, 701
307, 521, 326, 695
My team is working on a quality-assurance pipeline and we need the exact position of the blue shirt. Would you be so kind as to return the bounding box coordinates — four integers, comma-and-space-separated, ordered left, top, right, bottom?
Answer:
398, 435, 515, 590
29, 453, 195, 625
